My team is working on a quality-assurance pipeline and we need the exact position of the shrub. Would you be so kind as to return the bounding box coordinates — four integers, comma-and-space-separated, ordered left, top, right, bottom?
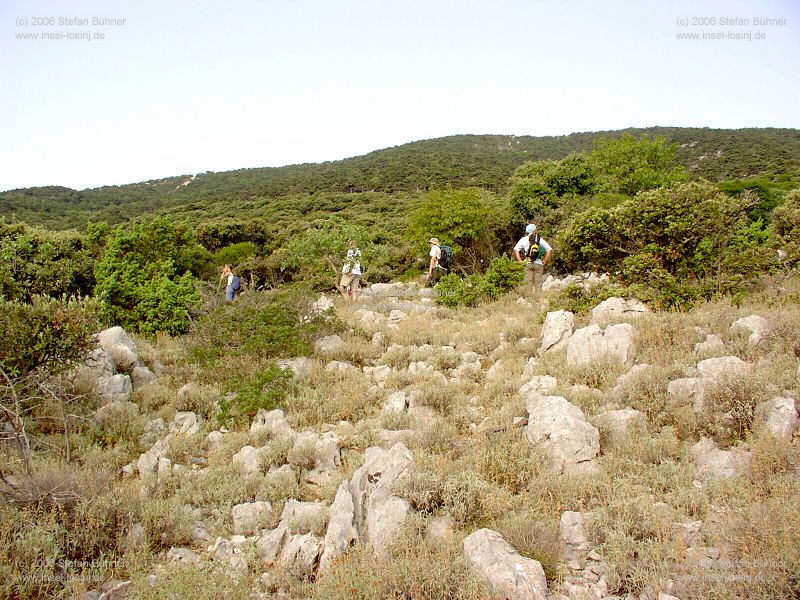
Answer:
313, 520, 489, 600
493, 512, 562, 581
93, 217, 209, 335
0, 296, 98, 378
478, 254, 525, 300
215, 363, 294, 428
434, 273, 481, 308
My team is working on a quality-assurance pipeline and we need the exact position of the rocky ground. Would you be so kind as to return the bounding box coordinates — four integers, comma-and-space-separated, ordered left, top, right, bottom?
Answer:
75, 275, 800, 600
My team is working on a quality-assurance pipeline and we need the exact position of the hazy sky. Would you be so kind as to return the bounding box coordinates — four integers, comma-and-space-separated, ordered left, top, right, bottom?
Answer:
1, 0, 798, 192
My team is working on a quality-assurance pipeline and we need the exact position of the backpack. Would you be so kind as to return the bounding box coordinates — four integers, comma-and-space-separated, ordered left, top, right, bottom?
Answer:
439, 245, 453, 270
525, 234, 541, 261
231, 275, 242, 293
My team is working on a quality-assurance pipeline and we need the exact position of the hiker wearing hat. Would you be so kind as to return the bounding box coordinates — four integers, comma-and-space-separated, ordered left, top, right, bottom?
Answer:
514, 223, 553, 292
425, 237, 444, 287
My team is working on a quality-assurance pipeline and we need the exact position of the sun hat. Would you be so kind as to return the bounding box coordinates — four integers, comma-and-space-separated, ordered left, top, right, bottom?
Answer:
525, 224, 537, 234
429, 237, 440, 245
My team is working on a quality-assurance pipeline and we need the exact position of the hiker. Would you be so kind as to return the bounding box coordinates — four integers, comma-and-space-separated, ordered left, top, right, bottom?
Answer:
425, 237, 447, 287
339, 239, 362, 302
220, 264, 241, 302
514, 223, 553, 292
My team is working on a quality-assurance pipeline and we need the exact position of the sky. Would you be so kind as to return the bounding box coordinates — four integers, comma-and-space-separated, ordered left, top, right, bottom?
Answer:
0, 0, 798, 192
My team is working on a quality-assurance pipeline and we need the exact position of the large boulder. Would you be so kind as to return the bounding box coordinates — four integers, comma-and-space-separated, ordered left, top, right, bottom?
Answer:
690, 437, 751, 479
539, 310, 574, 354
277, 357, 314, 379
97, 326, 141, 372
730, 315, 771, 347
754, 397, 798, 440
462, 528, 548, 600
319, 481, 359, 575
97, 374, 133, 404
590, 297, 649, 325
566, 323, 636, 366
524, 393, 600, 474
349, 442, 414, 555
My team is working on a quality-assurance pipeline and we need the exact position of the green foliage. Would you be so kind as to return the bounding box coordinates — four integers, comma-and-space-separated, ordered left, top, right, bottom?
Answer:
771, 189, 800, 266
558, 180, 777, 306
434, 255, 524, 307
0, 296, 98, 377
281, 219, 374, 290
213, 241, 259, 268
408, 187, 510, 272
477, 254, 525, 299
0, 221, 98, 302
435, 274, 481, 308
591, 133, 688, 196
93, 217, 208, 335
216, 362, 294, 427
186, 288, 340, 365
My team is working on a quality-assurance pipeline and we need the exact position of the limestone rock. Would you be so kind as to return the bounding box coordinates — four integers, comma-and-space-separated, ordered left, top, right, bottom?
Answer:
566, 323, 636, 366
170, 411, 200, 436
590, 297, 649, 325
696, 356, 750, 379
325, 360, 360, 375
349, 442, 413, 555
730, 315, 771, 347
690, 437, 751, 479
694, 334, 725, 354
524, 393, 600, 474
250, 408, 295, 439
319, 481, 359, 574
462, 528, 548, 600
277, 357, 314, 379
539, 310, 574, 354
381, 391, 408, 416
595, 408, 646, 437
232, 501, 273, 535
519, 375, 559, 396
232, 445, 266, 475
312, 294, 335, 313
560, 511, 591, 556
166, 547, 200, 565
315, 335, 345, 354
97, 374, 133, 404
131, 366, 156, 389
754, 397, 798, 440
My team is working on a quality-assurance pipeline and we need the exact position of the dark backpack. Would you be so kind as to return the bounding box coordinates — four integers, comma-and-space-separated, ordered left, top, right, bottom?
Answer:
231, 275, 242, 293
525, 234, 541, 261
439, 245, 453, 270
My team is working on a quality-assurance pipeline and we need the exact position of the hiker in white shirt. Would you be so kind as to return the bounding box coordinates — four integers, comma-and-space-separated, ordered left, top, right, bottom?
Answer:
513, 224, 553, 292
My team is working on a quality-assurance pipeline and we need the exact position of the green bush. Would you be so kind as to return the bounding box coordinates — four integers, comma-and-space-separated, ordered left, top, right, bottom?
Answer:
216, 363, 294, 427
478, 254, 525, 299
94, 217, 208, 335
0, 296, 98, 378
0, 221, 98, 303
435, 274, 481, 308
214, 241, 260, 269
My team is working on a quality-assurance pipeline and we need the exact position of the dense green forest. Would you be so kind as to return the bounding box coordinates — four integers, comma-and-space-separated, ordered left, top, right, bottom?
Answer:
2, 127, 799, 230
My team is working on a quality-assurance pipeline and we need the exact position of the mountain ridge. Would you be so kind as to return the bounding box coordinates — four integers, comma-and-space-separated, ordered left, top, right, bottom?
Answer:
2, 127, 799, 229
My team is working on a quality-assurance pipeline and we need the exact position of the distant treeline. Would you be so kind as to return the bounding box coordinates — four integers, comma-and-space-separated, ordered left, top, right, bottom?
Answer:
1, 127, 799, 230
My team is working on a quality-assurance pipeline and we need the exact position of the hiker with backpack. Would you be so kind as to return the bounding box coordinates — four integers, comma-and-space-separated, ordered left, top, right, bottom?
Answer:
221, 264, 242, 302
425, 237, 452, 287
514, 224, 553, 292
339, 239, 363, 302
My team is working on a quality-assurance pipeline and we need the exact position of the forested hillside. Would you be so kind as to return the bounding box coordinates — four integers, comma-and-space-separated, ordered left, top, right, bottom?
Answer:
2, 127, 798, 230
